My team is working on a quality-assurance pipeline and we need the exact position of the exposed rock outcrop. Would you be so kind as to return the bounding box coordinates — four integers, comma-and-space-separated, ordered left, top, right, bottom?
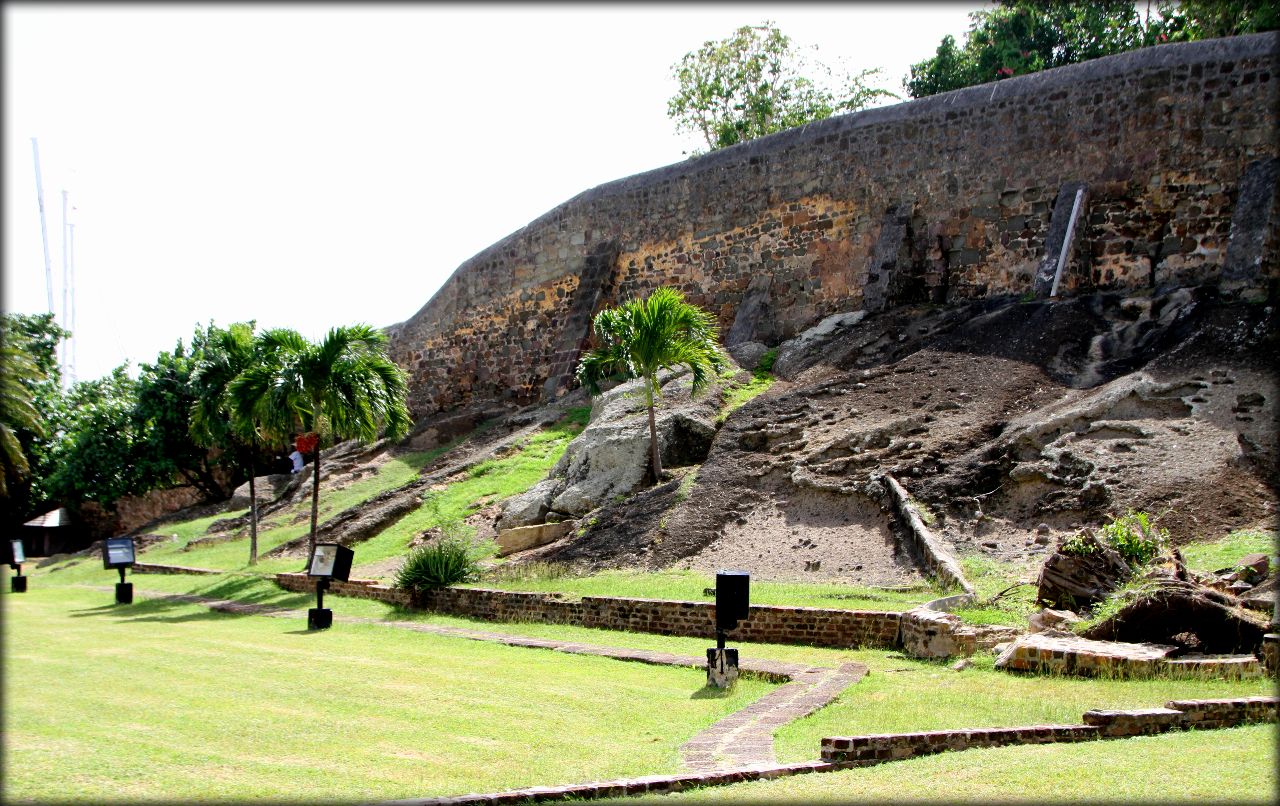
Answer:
495, 369, 724, 525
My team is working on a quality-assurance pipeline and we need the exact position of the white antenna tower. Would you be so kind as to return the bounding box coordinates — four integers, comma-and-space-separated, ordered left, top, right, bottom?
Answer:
61, 190, 70, 374
31, 138, 55, 314
68, 212, 77, 385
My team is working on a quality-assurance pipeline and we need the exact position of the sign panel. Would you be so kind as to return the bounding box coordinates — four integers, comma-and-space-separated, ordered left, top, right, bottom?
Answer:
307, 542, 353, 581
103, 537, 136, 569
8, 539, 25, 565
309, 544, 337, 577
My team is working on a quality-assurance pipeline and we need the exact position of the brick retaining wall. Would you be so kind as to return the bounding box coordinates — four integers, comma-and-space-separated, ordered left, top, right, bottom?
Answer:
1164, 697, 1278, 729
821, 724, 1100, 765
822, 697, 1278, 764
274, 574, 902, 648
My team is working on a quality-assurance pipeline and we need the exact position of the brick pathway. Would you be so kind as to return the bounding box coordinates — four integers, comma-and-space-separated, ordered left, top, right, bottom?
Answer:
96, 587, 868, 770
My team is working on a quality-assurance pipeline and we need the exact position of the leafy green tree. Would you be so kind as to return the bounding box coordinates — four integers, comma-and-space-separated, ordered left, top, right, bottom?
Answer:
0, 343, 46, 499
131, 340, 227, 501
45, 367, 144, 506
1158, 0, 1280, 39
668, 21, 894, 152
576, 288, 727, 482
190, 322, 274, 565
0, 314, 69, 519
229, 325, 412, 558
907, 2, 1150, 98
44, 323, 258, 512
905, 0, 1277, 99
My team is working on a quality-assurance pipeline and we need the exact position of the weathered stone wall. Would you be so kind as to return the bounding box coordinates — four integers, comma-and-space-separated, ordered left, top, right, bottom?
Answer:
389, 34, 1278, 417
274, 574, 902, 648
77, 485, 206, 539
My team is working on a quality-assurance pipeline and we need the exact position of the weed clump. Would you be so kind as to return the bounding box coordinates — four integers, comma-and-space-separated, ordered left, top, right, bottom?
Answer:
1061, 509, 1167, 567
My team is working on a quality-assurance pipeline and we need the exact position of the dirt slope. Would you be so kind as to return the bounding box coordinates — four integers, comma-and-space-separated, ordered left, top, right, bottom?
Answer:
536, 286, 1277, 583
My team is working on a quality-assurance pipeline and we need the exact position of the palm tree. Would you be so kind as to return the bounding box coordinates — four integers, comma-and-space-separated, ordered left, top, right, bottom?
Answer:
576, 287, 726, 482
0, 344, 45, 499
189, 322, 274, 565
228, 325, 412, 560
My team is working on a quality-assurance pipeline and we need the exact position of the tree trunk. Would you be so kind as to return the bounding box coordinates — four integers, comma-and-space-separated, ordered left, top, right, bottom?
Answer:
309, 446, 321, 561
247, 457, 258, 566
646, 377, 662, 483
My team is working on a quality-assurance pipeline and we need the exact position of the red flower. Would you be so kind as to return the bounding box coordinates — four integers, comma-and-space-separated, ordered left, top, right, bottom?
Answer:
997, 66, 1014, 77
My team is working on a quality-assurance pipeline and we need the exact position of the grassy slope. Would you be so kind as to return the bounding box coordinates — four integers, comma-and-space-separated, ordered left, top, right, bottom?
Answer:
132, 411, 588, 581
2, 583, 770, 802
472, 569, 936, 612
139, 446, 449, 574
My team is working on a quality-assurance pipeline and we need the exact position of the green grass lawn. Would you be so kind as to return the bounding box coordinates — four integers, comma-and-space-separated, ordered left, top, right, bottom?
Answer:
3, 582, 771, 802
7, 561, 1273, 802
471, 568, 938, 612
1180, 529, 1277, 573
612, 725, 1277, 803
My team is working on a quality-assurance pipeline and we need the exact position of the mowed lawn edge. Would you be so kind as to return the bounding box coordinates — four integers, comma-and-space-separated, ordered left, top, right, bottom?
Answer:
2, 584, 773, 803
601, 724, 1277, 803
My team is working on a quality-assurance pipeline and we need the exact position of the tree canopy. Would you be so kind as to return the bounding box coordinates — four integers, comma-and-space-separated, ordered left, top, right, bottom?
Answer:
229, 324, 412, 557
668, 21, 893, 153
0, 314, 68, 518
906, 0, 1279, 99
577, 287, 726, 481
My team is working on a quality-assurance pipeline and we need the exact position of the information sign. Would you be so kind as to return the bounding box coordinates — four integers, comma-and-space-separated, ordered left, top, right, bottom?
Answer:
306, 542, 353, 581
103, 537, 136, 569
310, 544, 336, 577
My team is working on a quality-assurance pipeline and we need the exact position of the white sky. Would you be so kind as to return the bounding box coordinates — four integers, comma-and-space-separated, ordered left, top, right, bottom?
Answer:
4, 3, 981, 384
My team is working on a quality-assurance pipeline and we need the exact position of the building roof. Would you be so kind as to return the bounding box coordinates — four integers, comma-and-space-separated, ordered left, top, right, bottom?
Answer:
23, 508, 68, 528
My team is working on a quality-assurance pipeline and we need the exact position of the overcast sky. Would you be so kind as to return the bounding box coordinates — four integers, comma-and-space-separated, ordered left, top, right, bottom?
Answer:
4, 3, 982, 384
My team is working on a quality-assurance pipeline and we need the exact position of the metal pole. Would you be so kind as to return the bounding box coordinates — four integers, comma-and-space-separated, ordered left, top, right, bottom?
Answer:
68, 220, 77, 384
60, 190, 70, 376
31, 138, 55, 313
1049, 187, 1085, 299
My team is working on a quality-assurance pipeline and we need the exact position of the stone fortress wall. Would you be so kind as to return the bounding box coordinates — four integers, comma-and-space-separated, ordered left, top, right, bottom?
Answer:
388, 33, 1278, 418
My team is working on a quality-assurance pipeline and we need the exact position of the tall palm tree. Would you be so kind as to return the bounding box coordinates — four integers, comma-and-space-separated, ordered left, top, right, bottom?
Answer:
189, 322, 273, 565
228, 325, 412, 559
0, 343, 45, 499
576, 287, 726, 482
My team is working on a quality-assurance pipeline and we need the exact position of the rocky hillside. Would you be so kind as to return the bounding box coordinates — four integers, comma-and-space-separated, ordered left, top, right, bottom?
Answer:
495, 284, 1276, 585
139, 283, 1275, 595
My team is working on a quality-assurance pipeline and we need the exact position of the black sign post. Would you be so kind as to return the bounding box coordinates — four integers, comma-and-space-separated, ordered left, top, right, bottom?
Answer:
708, 570, 749, 688
306, 543, 353, 630
103, 537, 137, 604
7, 538, 27, 593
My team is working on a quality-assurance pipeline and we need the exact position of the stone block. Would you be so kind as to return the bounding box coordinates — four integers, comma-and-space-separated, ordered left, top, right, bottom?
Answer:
495, 521, 574, 557
1082, 707, 1184, 737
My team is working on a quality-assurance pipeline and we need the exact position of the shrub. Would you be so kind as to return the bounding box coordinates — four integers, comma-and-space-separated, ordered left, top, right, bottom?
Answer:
1060, 531, 1099, 556
756, 348, 778, 374
1059, 510, 1166, 566
396, 537, 486, 593
1100, 509, 1166, 566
